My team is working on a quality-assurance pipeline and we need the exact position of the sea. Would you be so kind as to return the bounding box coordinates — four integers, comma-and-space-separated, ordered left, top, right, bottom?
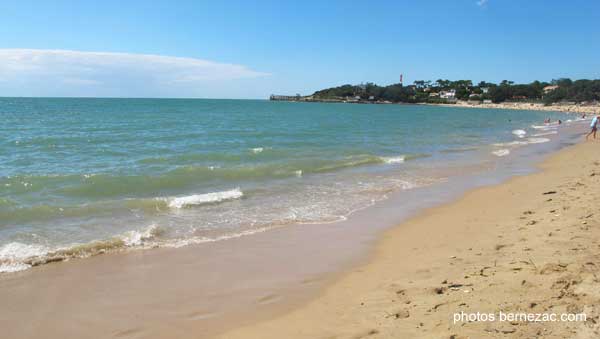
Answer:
0, 98, 584, 272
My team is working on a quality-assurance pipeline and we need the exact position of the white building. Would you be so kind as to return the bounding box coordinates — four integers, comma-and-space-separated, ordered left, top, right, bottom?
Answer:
440, 89, 456, 99
543, 85, 559, 94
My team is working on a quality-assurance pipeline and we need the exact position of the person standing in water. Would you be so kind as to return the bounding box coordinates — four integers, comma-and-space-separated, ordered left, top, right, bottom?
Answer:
586, 115, 599, 140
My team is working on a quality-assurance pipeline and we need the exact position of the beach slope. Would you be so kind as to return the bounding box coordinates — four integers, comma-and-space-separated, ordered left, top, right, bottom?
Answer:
221, 141, 600, 338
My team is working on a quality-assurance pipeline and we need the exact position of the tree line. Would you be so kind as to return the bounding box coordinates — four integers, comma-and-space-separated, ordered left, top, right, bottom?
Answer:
311, 78, 600, 105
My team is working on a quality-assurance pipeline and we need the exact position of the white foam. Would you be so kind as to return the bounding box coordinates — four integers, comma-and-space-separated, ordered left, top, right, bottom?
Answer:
0, 242, 49, 273
532, 131, 558, 137
381, 156, 405, 164
531, 124, 558, 130
492, 149, 510, 157
250, 147, 264, 154
493, 141, 528, 147
527, 137, 551, 144
165, 227, 275, 248
0, 262, 32, 273
167, 188, 243, 209
512, 129, 527, 138
294, 170, 303, 177
121, 224, 162, 247
0, 242, 48, 260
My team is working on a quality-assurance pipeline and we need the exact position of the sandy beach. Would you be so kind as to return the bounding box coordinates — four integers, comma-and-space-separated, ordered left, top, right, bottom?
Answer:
433, 101, 600, 115
221, 139, 600, 338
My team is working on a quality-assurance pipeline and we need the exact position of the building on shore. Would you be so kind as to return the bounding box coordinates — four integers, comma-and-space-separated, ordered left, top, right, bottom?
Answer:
440, 89, 456, 100
543, 85, 559, 94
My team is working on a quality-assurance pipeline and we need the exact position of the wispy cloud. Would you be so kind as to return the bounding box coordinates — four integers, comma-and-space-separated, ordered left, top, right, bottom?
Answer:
476, 0, 488, 7
0, 49, 269, 97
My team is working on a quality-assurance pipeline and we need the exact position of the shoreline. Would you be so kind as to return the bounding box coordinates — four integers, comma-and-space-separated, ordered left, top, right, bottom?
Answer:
220, 139, 600, 338
422, 101, 600, 115
271, 97, 600, 115
0, 117, 594, 338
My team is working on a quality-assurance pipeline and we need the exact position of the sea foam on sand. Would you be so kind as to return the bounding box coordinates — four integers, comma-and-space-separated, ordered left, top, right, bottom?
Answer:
0, 242, 49, 273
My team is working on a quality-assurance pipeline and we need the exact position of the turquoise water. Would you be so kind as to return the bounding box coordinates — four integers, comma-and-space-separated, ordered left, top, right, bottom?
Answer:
0, 98, 571, 272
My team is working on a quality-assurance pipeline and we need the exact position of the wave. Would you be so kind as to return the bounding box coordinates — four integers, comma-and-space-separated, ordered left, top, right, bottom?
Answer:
250, 147, 264, 154
512, 129, 527, 138
0, 176, 433, 273
532, 131, 558, 137
531, 124, 558, 130
0, 224, 165, 273
439, 147, 479, 154
0, 223, 274, 273
491, 134, 552, 151
0, 242, 48, 272
138, 152, 245, 165
526, 137, 550, 144
0, 197, 179, 225
3, 152, 431, 200
165, 188, 244, 209
121, 224, 163, 246
381, 156, 405, 164
493, 140, 528, 147
492, 149, 510, 157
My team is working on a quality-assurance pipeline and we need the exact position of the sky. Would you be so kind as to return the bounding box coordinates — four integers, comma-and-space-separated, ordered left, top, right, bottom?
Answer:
0, 0, 598, 99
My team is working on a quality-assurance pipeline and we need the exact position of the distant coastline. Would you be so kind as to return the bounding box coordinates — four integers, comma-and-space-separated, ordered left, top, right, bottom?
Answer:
270, 95, 600, 115
271, 78, 600, 114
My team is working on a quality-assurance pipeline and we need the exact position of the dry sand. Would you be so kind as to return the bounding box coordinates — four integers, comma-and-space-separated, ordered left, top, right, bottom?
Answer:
434, 101, 600, 115
221, 140, 600, 338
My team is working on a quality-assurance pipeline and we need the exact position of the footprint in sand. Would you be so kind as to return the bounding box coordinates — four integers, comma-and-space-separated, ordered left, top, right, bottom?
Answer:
113, 328, 144, 338
185, 310, 221, 321
257, 294, 282, 305
352, 329, 379, 339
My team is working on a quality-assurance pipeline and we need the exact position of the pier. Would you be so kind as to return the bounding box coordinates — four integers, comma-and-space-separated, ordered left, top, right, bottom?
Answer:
270, 94, 302, 101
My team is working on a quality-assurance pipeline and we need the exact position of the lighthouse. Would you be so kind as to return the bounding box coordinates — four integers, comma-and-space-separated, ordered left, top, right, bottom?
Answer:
399, 74, 403, 86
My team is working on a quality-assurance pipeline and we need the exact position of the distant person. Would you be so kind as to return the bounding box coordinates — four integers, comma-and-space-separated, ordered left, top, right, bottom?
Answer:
558, 119, 562, 125
582, 113, 586, 119
587, 115, 599, 140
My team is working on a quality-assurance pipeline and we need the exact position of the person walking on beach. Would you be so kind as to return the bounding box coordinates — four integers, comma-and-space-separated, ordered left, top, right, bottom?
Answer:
587, 115, 599, 140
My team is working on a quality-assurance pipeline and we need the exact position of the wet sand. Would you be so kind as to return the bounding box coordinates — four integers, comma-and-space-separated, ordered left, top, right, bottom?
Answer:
0, 217, 379, 338
221, 140, 600, 338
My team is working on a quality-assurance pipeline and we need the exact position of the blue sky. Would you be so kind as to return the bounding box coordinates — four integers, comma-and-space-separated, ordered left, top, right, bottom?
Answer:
0, 0, 598, 98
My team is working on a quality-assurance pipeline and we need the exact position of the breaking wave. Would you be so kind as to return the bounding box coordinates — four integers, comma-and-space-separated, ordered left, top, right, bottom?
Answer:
512, 129, 527, 138
526, 137, 551, 144
381, 156, 405, 164
165, 188, 244, 209
492, 149, 510, 157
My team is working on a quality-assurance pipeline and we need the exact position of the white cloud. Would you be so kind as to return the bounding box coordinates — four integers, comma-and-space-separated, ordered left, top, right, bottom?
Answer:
0, 49, 269, 97
476, 0, 488, 7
